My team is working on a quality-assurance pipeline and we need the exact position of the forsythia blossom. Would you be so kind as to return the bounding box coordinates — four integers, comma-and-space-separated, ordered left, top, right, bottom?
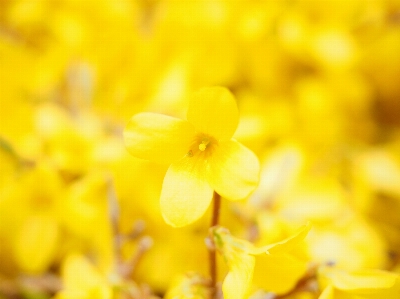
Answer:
211, 222, 312, 299
164, 273, 212, 299
124, 87, 260, 227
318, 267, 400, 299
55, 254, 112, 299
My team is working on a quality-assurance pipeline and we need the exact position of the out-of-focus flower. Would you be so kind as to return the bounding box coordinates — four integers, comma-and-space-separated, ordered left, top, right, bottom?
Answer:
352, 147, 400, 260
124, 87, 259, 227
248, 144, 303, 208
60, 172, 115, 273
318, 267, 400, 299
54, 253, 112, 299
164, 273, 211, 299
281, 181, 388, 269
34, 103, 103, 176
53, 253, 154, 299
0, 162, 63, 275
211, 222, 311, 299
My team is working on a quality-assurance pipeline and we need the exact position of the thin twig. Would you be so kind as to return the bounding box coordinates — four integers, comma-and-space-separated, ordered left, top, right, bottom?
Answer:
107, 178, 122, 268
119, 236, 153, 279
209, 191, 221, 299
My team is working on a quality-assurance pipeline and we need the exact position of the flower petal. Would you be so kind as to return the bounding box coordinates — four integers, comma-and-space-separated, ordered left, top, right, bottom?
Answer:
124, 112, 195, 164
187, 87, 239, 140
222, 254, 255, 299
249, 222, 311, 255
15, 215, 59, 274
160, 156, 213, 227
61, 254, 104, 291
208, 140, 259, 200
330, 269, 398, 294
318, 285, 335, 299
253, 253, 307, 294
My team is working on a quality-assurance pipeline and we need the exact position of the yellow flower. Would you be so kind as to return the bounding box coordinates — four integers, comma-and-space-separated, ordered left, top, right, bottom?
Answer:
211, 222, 311, 299
54, 254, 112, 299
318, 267, 400, 299
124, 87, 260, 227
164, 273, 212, 299
0, 162, 63, 274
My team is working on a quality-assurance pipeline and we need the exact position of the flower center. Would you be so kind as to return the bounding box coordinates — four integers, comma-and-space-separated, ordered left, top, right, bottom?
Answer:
186, 134, 217, 158
198, 138, 210, 151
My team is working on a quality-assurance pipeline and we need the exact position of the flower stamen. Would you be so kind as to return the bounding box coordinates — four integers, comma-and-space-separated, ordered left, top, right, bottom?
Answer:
199, 139, 210, 151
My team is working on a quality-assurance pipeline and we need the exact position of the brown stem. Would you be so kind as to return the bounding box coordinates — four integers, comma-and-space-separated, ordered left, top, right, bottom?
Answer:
107, 178, 122, 268
209, 191, 221, 299
119, 236, 153, 279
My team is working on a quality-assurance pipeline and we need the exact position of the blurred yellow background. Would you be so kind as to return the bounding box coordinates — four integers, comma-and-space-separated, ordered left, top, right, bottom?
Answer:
1, 1, 400, 298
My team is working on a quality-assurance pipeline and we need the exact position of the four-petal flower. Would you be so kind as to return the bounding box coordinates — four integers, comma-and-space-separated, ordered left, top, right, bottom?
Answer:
124, 87, 260, 227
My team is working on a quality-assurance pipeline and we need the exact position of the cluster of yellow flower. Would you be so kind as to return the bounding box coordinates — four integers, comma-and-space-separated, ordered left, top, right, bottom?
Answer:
1, 0, 400, 299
